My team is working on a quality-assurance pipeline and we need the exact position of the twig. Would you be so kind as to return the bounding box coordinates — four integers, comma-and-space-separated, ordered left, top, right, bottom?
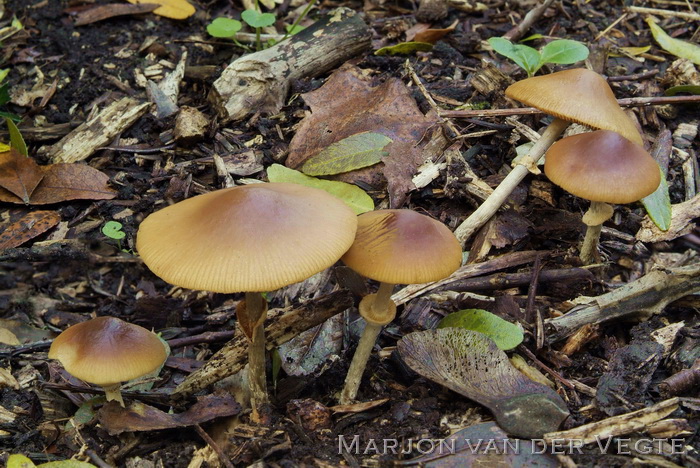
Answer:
85, 450, 113, 468
517, 345, 576, 391
503, 0, 557, 42
594, 13, 627, 42
627, 5, 700, 21
167, 331, 236, 349
441, 95, 700, 119
194, 424, 235, 468
405, 60, 461, 139
607, 69, 659, 82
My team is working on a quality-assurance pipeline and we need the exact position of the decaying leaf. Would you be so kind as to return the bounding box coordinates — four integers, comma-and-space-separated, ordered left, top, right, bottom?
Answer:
98, 394, 241, 435
73, 3, 160, 26
0, 150, 116, 204
647, 18, 700, 65
398, 328, 569, 438
399, 422, 559, 467
126, 0, 195, 20
300, 132, 391, 176
0, 210, 60, 250
286, 64, 443, 207
637, 193, 700, 242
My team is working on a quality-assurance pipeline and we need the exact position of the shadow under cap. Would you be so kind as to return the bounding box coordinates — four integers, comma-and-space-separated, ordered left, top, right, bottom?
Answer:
506, 68, 644, 146
341, 209, 462, 285
544, 130, 661, 204
136, 183, 358, 293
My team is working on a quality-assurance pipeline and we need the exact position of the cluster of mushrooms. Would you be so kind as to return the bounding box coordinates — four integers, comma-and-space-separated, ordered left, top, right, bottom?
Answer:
48, 68, 662, 417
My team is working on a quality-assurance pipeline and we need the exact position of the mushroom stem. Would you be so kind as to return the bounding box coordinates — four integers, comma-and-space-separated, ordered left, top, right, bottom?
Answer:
580, 201, 614, 264
103, 384, 125, 407
340, 282, 397, 404
245, 291, 269, 416
453, 117, 570, 246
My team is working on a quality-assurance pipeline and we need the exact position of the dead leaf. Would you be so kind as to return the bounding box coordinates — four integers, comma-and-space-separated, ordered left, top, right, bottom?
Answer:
74, 3, 159, 26
98, 394, 241, 435
286, 64, 443, 207
414, 27, 455, 44
29, 164, 117, 204
0, 210, 60, 249
0, 150, 43, 203
126, 0, 195, 20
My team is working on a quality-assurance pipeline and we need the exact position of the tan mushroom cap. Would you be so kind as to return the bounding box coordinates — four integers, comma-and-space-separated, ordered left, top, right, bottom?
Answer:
506, 68, 644, 146
544, 130, 661, 204
136, 182, 358, 293
48, 317, 167, 387
341, 209, 462, 285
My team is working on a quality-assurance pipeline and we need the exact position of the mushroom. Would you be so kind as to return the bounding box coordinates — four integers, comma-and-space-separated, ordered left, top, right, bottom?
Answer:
136, 182, 357, 416
544, 130, 660, 264
339, 209, 462, 404
454, 68, 643, 245
48, 316, 167, 406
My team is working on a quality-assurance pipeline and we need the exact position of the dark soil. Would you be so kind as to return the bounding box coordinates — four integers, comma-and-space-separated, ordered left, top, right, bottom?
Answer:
1, 0, 699, 466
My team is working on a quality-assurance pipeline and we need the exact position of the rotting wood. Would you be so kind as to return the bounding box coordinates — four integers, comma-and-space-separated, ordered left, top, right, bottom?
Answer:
416, 0, 448, 23
172, 290, 353, 398
43, 97, 151, 164
545, 264, 700, 343
209, 7, 371, 122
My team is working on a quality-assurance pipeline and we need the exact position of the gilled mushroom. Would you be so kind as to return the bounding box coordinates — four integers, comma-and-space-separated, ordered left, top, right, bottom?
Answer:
48, 316, 167, 406
454, 68, 643, 244
544, 130, 660, 263
136, 182, 357, 417
339, 209, 462, 404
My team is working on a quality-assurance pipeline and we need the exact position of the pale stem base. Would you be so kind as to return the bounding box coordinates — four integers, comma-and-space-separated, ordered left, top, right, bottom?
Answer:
339, 282, 396, 405
580, 202, 614, 265
103, 384, 124, 407
453, 117, 570, 246
246, 291, 269, 420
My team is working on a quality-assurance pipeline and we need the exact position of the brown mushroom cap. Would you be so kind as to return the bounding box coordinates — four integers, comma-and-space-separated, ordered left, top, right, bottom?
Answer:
544, 130, 661, 204
341, 209, 462, 284
506, 69, 643, 146
48, 317, 167, 387
136, 182, 358, 293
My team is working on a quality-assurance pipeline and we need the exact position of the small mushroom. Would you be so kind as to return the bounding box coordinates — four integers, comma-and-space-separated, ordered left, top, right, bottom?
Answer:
455, 68, 643, 243
544, 130, 660, 264
136, 182, 357, 417
339, 209, 462, 404
48, 317, 167, 406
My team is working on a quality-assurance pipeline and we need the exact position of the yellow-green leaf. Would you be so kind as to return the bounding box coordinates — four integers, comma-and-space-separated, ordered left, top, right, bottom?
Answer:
665, 85, 700, 96
126, 0, 195, 19
6, 118, 27, 156
300, 132, 391, 176
375, 42, 434, 56
617, 45, 651, 56
0, 142, 10, 152
7, 454, 37, 468
38, 461, 97, 468
267, 164, 373, 214
647, 18, 700, 65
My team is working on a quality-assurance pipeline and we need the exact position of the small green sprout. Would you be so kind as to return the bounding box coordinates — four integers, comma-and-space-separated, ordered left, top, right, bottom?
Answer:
241, 9, 276, 51
488, 37, 589, 77
102, 220, 126, 251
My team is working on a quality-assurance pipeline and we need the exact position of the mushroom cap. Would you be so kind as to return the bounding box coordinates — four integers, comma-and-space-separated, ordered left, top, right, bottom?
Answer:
544, 130, 661, 204
341, 209, 462, 284
505, 68, 643, 146
48, 317, 167, 387
136, 182, 358, 293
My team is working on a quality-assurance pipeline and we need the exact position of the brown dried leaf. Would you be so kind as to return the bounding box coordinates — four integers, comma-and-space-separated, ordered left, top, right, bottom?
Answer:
0, 210, 60, 250
286, 64, 442, 207
0, 150, 44, 203
74, 3, 160, 26
28, 163, 117, 204
98, 394, 241, 435
414, 27, 455, 44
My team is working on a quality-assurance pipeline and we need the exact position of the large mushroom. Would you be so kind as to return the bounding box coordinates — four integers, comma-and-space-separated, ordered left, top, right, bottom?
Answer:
49, 316, 167, 406
454, 68, 643, 245
544, 130, 660, 263
339, 209, 462, 404
136, 182, 357, 417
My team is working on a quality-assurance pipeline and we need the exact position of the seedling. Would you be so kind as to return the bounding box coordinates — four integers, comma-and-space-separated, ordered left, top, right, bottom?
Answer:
102, 220, 126, 251
487, 37, 589, 77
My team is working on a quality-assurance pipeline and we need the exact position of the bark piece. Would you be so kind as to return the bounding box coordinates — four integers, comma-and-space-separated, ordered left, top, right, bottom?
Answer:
209, 8, 371, 122
44, 97, 151, 163
0, 211, 60, 250
174, 106, 209, 146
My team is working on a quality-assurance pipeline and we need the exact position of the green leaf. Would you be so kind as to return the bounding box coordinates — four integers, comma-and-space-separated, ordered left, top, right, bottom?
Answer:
0, 69, 9, 84
0, 110, 21, 121
539, 39, 589, 65
0, 82, 10, 106
519, 34, 543, 42
300, 132, 392, 176
487, 37, 541, 76
6, 118, 27, 156
641, 165, 672, 231
207, 18, 243, 38
665, 85, 700, 96
374, 41, 434, 56
647, 18, 700, 65
7, 454, 37, 468
438, 309, 524, 350
102, 221, 126, 240
267, 164, 374, 215
241, 9, 276, 28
